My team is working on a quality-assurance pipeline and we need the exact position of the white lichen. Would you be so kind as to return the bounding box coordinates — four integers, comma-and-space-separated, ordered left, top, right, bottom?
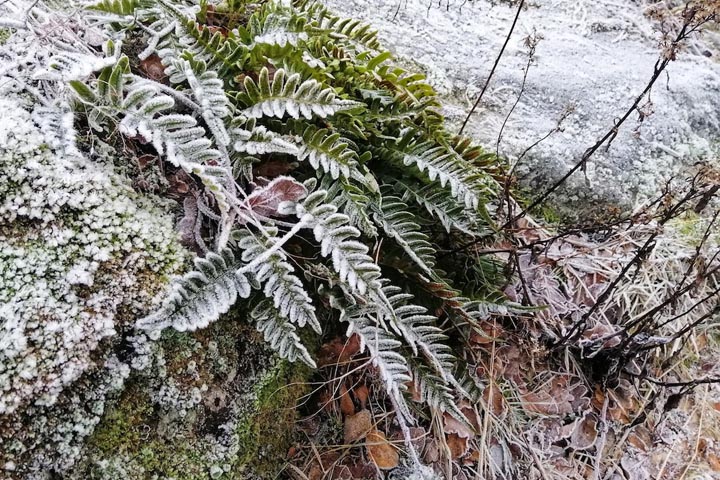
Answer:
0, 95, 184, 416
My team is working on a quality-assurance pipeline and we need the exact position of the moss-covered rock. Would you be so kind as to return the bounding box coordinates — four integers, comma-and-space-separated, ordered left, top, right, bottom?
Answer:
75, 313, 311, 480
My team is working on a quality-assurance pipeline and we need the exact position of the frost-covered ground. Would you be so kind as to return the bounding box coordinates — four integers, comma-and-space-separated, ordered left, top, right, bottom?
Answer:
326, 0, 720, 216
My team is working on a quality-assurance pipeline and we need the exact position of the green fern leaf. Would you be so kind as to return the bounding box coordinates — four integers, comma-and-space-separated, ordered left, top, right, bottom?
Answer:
373, 195, 437, 277
238, 67, 360, 120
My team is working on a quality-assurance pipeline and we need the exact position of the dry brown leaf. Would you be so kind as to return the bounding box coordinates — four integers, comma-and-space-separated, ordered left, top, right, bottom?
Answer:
569, 414, 598, 450
366, 430, 399, 470
139, 54, 167, 82
446, 433, 469, 459
627, 426, 653, 452
707, 452, 720, 472
443, 411, 474, 439
459, 400, 481, 431
423, 438, 441, 464
483, 382, 506, 417
354, 382, 369, 409
317, 334, 362, 367
344, 409, 372, 444
339, 383, 355, 416
520, 387, 573, 416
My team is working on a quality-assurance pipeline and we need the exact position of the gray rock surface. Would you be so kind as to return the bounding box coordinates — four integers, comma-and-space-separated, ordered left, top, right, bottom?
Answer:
326, 0, 720, 217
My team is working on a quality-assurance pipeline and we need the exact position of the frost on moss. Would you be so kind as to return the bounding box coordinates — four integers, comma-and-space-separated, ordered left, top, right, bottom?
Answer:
0, 96, 185, 474
78, 317, 310, 480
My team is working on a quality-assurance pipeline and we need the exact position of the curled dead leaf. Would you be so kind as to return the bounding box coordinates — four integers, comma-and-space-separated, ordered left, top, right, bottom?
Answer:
627, 426, 653, 452
366, 429, 399, 470
443, 411, 474, 439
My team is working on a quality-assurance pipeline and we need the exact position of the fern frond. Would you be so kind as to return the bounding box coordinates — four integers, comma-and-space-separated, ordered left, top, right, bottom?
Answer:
320, 175, 378, 237
249, 8, 309, 47
237, 67, 360, 120
137, 248, 252, 332
235, 229, 320, 333
181, 60, 231, 147
464, 293, 530, 321
252, 301, 317, 367
296, 0, 382, 52
343, 314, 414, 423
297, 125, 359, 179
381, 285, 461, 388
35, 51, 119, 81
392, 180, 482, 235
377, 132, 495, 210
373, 196, 437, 277
231, 118, 299, 156
297, 190, 382, 297
410, 365, 469, 427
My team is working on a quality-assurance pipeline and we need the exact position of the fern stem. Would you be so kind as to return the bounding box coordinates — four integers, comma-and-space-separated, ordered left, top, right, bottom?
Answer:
237, 216, 311, 274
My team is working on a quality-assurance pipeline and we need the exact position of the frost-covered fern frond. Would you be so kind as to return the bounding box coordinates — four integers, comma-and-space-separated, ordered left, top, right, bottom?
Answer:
181, 60, 231, 147
231, 118, 299, 156
320, 175, 378, 237
137, 248, 252, 332
295, 190, 382, 297
410, 365, 468, 426
297, 125, 360, 180
392, 180, 483, 235
237, 67, 361, 119
234, 228, 321, 333
34, 51, 118, 81
377, 132, 495, 210
381, 285, 461, 389
295, 0, 383, 52
373, 196, 437, 277
252, 300, 317, 367
249, 6, 309, 48
343, 314, 414, 423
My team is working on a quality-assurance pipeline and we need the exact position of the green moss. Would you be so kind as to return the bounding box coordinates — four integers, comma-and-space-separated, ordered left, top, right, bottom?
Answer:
234, 359, 311, 478
0, 28, 10, 45
88, 381, 154, 456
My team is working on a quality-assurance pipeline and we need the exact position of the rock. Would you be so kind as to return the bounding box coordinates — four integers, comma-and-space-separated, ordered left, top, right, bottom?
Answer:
324, 0, 720, 218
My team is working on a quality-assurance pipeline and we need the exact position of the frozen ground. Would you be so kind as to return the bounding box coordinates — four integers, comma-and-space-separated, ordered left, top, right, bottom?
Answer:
326, 0, 720, 217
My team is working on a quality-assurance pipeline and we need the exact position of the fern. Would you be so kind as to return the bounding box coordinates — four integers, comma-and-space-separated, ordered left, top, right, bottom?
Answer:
342, 313, 414, 423
237, 67, 360, 120
373, 196, 437, 277
392, 179, 483, 235
296, 125, 360, 179
234, 228, 321, 333
377, 132, 494, 210
231, 118, 299, 156
252, 301, 317, 367
249, 8, 309, 48
410, 365, 469, 426
67, 0, 514, 453
137, 248, 252, 332
295, 190, 382, 297
320, 175, 378, 237
181, 60, 231, 147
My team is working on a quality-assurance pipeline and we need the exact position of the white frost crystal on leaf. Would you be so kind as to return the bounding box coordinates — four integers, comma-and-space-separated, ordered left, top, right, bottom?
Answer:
0, 97, 183, 415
